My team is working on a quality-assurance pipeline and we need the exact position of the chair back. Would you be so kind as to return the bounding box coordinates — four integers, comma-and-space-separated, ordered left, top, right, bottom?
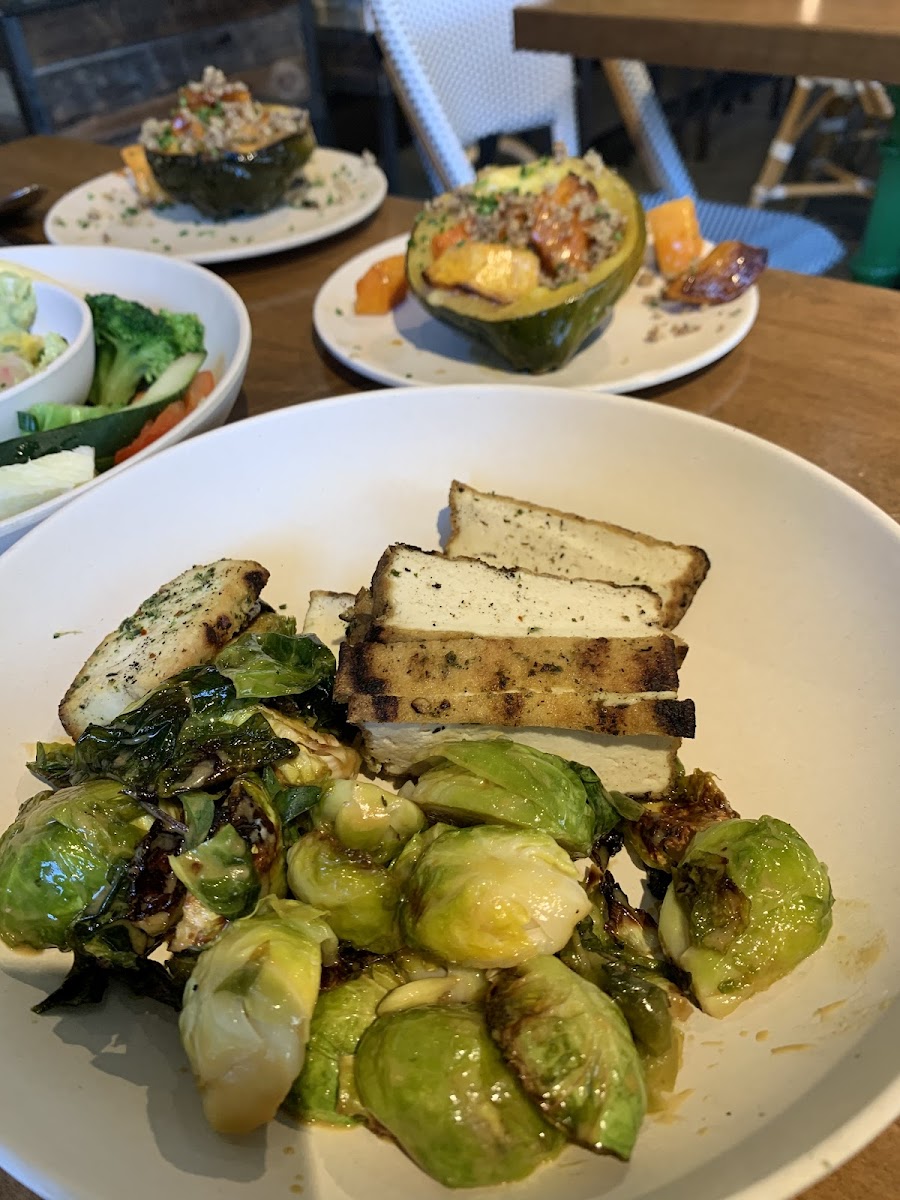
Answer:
602, 60, 697, 199
369, 0, 579, 190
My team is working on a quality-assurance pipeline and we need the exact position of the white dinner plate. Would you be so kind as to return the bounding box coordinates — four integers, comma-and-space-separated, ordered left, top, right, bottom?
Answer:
44, 148, 388, 265
0, 386, 898, 1200
313, 235, 758, 391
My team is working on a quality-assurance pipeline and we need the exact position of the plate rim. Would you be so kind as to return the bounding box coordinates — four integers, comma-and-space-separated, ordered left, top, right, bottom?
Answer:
43, 147, 389, 266
0, 384, 898, 1200
312, 234, 759, 393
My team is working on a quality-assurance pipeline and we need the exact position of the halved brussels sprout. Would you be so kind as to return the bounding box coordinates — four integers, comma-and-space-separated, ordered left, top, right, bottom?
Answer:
355, 1005, 564, 1187
406, 739, 619, 853
287, 830, 402, 953
312, 779, 424, 864
0, 781, 150, 950
487, 955, 647, 1159
658, 815, 833, 1017
285, 961, 401, 1126
179, 896, 335, 1134
400, 825, 590, 969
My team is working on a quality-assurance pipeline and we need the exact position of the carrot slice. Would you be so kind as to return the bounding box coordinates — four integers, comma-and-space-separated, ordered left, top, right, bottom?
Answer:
355, 255, 408, 315
113, 370, 215, 465
647, 197, 704, 279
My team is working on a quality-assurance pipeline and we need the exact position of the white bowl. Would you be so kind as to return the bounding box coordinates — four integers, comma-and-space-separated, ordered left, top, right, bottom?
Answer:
0, 279, 94, 440
0, 245, 251, 552
0, 386, 897, 1200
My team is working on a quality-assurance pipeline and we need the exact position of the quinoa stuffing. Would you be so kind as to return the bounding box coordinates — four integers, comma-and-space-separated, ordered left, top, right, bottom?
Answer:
424, 153, 628, 290
141, 66, 309, 159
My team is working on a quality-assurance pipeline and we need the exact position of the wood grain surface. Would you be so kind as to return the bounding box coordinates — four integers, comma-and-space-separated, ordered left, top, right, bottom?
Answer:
0, 135, 896, 1200
514, 0, 900, 83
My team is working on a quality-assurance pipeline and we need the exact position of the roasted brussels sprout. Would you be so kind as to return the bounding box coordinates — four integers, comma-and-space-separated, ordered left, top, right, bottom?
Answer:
487, 955, 647, 1159
285, 961, 402, 1126
406, 738, 620, 853
400, 825, 590, 969
0, 781, 150, 950
287, 830, 402, 953
560, 871, 686, 1109
312, 779, 424, 864
658, 816, 833, 1017
179, 896, 335, 1134
355, 1005, 564, 1187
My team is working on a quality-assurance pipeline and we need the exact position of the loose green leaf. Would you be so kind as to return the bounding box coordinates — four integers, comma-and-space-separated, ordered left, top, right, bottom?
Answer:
169, 824, 259, 919
180, 791, 216, 850
215, 630, 335, 701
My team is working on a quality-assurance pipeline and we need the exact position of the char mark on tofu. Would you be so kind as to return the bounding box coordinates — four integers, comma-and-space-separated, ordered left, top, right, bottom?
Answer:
59, 558, 270, 739
346, 692, 694, 738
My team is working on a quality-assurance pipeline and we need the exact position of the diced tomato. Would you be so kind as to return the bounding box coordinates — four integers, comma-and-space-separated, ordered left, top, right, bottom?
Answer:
355, 255, 408, 314
113, 371, 215, 465
430, 221, 472, 260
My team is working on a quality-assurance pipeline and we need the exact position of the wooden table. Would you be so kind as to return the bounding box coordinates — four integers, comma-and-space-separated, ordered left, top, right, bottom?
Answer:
0, 135, 897, 1199
514, 0, 900, 84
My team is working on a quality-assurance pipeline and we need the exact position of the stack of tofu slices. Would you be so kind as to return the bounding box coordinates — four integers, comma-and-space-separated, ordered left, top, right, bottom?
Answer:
304, 482, 710, 797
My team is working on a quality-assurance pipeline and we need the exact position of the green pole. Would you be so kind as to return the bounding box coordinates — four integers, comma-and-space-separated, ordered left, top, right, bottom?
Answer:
850, 85, 900, 288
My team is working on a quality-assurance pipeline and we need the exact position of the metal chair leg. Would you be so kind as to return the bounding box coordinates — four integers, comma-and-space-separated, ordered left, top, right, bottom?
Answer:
0, 13, 52, 134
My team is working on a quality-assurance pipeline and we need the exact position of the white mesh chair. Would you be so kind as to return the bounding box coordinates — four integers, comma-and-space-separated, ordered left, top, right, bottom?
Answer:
604, 61, 844, 274
370, 2, 844, 275
368, 0, 578, 192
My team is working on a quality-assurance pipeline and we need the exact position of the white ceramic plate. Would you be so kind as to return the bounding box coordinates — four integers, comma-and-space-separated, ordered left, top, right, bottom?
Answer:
313, 235, 758, 391
0, 245, 250, 551
1, 386, 898, 1200
43, 148, 388, 265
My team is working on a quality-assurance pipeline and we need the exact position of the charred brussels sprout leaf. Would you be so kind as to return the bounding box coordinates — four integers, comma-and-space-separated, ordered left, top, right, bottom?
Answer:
215, 630, 335, 701
27, 741, 77, 790
355, 1006, 564, 1187
487, 956, 647, 1159
407, 739, 613, 853
285, 962, 401, 1126
312, 779, 424, 865
0, 781, 150, 950
287, 831, 402, 954
179, 896, 335, 1135
560, 872, 686, 1109
659, 816, 833, 1017
624, 767, 739, 874
400, 825, 590, 968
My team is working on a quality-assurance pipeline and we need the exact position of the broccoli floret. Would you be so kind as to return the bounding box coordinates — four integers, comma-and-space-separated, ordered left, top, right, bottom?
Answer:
160, 309, 205, 357
85, 294, 204, 410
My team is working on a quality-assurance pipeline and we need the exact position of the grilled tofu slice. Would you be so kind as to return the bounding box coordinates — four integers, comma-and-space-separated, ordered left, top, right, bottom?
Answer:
366, 544, 663, 640
359, 724, 681, 796
59, 559, 269, 738
348, 693, 694, 737
302, 590, 356, 657
336, 634, 681, 701
445, 481, 710, 628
